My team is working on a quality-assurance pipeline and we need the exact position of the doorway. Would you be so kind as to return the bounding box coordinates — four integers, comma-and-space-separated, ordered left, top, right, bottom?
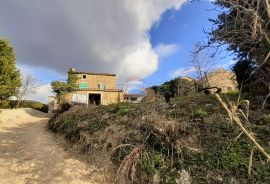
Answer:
88, 93, 101, 105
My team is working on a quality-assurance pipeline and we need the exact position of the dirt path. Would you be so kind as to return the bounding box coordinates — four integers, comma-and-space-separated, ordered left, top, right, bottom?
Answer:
0, 109, 111, 184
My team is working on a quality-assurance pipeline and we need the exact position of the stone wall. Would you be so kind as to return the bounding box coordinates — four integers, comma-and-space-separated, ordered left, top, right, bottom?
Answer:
102, 91, 124, 105
141, 88, 157, 103
69, 90, 123, 105
207, 69, 238, 93
76, 74, 117, 90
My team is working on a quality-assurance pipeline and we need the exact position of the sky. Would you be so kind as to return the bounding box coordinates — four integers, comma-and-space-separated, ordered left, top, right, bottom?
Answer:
0, 0, 235, 103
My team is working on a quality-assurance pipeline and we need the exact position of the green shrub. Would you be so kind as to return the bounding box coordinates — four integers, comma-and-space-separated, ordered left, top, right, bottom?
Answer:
262, 115, 270, 124
140, 151, 165, 176
0, 100, 11, 108
116, 102, 131, 116
194, 108, 208, 118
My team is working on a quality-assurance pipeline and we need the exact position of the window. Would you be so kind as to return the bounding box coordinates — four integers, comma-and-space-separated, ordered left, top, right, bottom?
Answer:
98, 83, 106, 90
82, 74, 87, 79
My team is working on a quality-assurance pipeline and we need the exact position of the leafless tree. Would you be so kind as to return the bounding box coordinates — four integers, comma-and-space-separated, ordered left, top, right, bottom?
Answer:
15, 74, 37, 108
191, 45, 220, 80
191, 45, 223, 94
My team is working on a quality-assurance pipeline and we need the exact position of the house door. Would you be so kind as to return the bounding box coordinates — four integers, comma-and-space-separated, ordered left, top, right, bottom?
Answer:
88, 93, 101, 105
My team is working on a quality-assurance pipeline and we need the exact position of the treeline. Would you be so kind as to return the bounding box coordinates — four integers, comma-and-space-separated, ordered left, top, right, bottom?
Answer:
0, 100, 48, 113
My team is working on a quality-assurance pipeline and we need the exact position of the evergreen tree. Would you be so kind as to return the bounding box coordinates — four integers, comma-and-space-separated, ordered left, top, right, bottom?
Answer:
0, 38, 21, 103
51, 68, 79, 104
67, 68, 79, 92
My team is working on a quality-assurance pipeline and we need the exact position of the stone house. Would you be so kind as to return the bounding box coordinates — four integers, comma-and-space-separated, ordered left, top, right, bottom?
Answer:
67, 70, 124, 105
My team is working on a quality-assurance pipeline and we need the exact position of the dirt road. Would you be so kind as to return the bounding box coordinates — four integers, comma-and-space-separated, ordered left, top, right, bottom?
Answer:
0, 109, 111, 184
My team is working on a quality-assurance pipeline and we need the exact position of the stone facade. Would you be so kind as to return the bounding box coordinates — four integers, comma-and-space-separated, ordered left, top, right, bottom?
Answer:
68, 71, 124, 105
204, 69, 238, 93
75, 72, 117, 90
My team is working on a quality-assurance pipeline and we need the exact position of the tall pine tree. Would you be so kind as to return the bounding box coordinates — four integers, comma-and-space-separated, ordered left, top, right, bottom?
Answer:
0, 38, 21, 103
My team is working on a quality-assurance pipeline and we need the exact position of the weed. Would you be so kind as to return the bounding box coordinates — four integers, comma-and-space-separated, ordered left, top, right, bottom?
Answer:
262, 115, 270, 124
194, 108, 208, 118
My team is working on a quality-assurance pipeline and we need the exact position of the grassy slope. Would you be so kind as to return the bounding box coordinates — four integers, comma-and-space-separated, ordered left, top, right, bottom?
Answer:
48, 94, 270, 183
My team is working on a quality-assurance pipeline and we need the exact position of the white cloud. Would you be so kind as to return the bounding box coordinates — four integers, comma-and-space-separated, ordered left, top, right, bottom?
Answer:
0, 0, 187, 82
171, 66, 196, 78
27, 84, 53, 104
16, 65, 55, 104
154, 43, 180, 60
229, 60, 237, 65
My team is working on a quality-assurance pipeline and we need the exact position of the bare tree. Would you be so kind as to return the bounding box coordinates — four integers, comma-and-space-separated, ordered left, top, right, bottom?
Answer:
191, 45, 223, 93
15, 74, 36, 108
191, 45, 219, 80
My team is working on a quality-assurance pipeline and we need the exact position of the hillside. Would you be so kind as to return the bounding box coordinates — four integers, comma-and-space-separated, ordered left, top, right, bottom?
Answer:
48, 94, 270, 183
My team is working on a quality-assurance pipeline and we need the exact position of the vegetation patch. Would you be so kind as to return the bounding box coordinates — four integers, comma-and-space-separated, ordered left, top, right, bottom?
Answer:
49, 94, 270, 183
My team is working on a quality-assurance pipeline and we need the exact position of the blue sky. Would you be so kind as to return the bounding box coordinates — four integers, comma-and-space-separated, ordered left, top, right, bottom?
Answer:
0, 0, 236, 103
146, 0, 234, 86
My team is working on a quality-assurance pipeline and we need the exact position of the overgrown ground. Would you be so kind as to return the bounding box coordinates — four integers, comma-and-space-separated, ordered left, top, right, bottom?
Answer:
48, 93, 270, 184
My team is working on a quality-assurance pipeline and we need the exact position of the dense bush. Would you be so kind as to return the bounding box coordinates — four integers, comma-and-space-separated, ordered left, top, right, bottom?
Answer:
152, 77, 195, 103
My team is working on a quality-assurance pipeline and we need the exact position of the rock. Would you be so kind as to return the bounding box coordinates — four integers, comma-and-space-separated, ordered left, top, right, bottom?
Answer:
142, 116, 146, 121
153, 174, 160, 184
175, 170, 191, 184
77, 121, 88, 129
